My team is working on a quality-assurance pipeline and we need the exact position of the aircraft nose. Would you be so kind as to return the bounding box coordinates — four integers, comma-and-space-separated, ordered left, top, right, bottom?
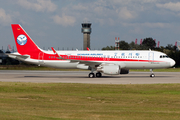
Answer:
170, 59, 176, 67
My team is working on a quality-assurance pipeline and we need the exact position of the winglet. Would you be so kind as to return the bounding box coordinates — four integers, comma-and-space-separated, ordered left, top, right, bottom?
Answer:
51, 47, 61, 58
51, 47, 56, 54
87, 47, 90, 51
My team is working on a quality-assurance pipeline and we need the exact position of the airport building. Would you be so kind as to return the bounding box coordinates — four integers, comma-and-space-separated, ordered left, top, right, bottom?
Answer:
81, 22, 92, 50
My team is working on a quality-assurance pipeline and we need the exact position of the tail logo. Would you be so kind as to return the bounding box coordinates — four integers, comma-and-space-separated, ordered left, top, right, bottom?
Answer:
17, 34, 27, 46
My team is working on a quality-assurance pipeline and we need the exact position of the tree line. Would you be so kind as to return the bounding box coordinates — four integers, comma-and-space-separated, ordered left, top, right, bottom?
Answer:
102, 38, 180, 67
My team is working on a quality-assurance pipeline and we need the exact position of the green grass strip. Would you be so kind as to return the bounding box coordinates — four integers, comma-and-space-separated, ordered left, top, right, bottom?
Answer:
0, 82, 180, 120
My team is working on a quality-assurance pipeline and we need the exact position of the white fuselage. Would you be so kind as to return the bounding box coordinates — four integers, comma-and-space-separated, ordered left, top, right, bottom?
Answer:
18, 50, 175, 70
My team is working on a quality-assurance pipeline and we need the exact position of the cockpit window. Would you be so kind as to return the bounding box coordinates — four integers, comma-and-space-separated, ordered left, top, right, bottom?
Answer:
160, 55, 169, 58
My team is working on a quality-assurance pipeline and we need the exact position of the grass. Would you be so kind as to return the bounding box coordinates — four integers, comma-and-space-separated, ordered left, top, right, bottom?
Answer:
0, 82, 180, 120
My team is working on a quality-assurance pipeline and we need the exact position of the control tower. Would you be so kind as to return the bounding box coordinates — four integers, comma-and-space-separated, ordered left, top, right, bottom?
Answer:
81, 23, 91, 50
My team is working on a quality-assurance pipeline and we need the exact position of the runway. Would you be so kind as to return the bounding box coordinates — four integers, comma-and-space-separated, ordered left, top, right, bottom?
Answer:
0, 70, 179, 84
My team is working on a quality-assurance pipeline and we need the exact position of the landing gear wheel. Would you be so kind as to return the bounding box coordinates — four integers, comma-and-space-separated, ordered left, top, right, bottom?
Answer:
150, 73, 155, 78
89, 73, 95, 78
96, 72, 102, 77
150, 69, 155, 78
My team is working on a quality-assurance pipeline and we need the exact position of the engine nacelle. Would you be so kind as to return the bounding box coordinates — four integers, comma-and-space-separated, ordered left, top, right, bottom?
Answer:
77, 64, 89, 70
97, 65, 120, 75
120, 69, 129, 74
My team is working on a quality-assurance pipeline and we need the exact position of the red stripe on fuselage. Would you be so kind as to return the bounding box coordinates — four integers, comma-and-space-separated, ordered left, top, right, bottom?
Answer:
38, 53, 162, 63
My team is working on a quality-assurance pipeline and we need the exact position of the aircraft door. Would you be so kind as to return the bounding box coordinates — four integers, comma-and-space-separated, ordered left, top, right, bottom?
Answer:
38, 52, 44, 65
148, 52, 154, 62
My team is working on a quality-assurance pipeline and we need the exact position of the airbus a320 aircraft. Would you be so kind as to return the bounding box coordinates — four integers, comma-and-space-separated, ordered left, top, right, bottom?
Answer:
8, 24, 175, 78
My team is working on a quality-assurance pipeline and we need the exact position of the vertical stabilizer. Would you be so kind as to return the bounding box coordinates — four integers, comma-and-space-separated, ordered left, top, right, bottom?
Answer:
11, 24, 41, 57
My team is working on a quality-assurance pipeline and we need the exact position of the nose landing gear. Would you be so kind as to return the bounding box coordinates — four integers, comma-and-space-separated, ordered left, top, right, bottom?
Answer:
150, 73, 155, 78
150, 69, 155, 78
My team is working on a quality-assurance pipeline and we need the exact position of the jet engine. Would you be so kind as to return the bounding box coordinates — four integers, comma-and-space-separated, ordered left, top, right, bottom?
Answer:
97, 65, 129, 75
97, 65, 120, 75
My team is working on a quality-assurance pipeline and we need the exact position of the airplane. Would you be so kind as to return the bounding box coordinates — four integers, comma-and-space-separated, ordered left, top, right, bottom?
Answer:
8, 24, 176, 78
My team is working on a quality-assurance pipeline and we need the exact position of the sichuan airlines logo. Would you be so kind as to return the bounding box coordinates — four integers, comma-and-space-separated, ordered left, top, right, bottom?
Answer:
17, 35, 27, 46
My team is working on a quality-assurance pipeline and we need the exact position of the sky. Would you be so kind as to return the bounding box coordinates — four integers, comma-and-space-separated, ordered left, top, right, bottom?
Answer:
0, 0, 180, 51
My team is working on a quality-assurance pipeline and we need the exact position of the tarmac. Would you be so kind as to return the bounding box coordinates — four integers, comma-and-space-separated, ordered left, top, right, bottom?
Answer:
0, 70, 179, 84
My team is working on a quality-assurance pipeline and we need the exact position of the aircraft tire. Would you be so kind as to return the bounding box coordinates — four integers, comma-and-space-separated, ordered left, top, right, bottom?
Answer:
150, 73, 155, 78
96, 72, 102, 77
89, 73, 95, 78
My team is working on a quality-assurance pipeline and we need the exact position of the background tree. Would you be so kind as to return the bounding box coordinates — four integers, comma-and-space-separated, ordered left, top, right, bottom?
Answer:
165, 44, 177, 51
129, 41, 137, 50
142, 37, 156, 50
102, 46, 115, 50
119, 41, 130, 50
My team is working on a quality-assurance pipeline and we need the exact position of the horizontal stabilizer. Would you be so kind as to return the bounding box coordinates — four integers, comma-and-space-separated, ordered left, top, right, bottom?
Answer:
7, 53, 29, 61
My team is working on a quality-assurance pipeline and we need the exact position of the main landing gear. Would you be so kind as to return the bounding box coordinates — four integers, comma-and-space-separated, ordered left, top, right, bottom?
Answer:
150, 69, 155, 78
88, 72, 102, 78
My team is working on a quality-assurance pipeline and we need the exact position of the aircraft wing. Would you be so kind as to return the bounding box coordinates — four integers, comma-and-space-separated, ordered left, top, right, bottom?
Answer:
51, 47, 101, 67
59, 55, 102, 66
71, 60, 101, 66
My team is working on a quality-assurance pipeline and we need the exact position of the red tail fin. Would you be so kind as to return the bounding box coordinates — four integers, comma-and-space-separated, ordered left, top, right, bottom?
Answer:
11, 24, 41, 57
